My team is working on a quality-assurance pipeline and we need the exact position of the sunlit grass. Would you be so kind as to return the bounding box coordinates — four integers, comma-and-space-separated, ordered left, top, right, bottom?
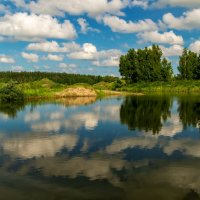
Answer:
1, 78, 200, 100
119, 80, 200, 93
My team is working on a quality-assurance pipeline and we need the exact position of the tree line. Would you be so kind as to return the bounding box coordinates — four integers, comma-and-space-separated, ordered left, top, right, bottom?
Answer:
119, 45, 200, 82
0, 72, 117, 85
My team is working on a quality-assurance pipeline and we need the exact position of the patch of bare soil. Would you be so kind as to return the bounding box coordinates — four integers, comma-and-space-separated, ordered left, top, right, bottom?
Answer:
56, 87, 97, 97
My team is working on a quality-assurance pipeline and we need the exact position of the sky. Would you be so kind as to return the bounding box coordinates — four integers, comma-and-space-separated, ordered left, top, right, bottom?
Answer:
0, 0, 200, 76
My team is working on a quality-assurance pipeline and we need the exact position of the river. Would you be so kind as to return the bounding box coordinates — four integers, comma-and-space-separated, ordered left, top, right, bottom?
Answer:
0, 95, 200, 200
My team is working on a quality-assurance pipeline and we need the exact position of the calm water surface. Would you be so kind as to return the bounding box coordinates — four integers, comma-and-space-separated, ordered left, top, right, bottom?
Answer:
0, 95, 200, 200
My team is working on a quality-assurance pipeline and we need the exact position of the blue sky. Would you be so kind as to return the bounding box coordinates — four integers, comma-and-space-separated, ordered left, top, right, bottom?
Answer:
0, 0, 200, 76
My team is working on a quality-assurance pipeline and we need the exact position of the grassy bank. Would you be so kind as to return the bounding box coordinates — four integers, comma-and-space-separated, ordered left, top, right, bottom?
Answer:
119, 80, 200, 94
0, 79, 128, 99
1, 78, 200, 101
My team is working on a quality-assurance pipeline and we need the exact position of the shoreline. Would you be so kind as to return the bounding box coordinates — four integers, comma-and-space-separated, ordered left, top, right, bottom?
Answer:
2, 78, 200, 102
24, 89, 144, 100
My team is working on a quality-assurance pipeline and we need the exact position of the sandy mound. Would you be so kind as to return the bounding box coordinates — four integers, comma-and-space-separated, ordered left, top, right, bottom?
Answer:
56, 87, 97, 97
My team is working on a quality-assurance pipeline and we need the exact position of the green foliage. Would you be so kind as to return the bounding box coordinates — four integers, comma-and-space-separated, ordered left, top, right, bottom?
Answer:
178, 48, 199, 80
93, 81, 114, 90
0, 82, 24, 103
119, 80, 200, 93
112, 79, 125, 90
18, 78, 65, 98
194, 54, 200, 80
119, 49, 139, 82
161, 58, 173, 82
0, 74, 119, 99
119, 45, 173, 83
0, 72, 118, 85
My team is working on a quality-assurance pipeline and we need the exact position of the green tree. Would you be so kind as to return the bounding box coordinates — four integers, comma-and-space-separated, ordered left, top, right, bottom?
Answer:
119, 45, 173, 82
161, 58, 173, 81
119, 49, 139, 83
194, 54, 200, 80
137, 48, 148, 81
178, 48, 198, 80
148, 45, 162, 81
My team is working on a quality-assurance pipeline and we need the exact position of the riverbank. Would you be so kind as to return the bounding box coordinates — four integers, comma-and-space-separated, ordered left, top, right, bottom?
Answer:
3, 79, 137, 99
1, 78, 200, 101
118, 80, 200, 93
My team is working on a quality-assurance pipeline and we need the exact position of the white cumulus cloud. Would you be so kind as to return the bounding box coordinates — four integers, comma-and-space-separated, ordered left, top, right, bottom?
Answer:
153, 0, 200, 8
13, 0, 128, 17
77, 18, 100, 34
138, 31, 184, 45
59, 63, 77, 69
103, 15, 158, 33
162, 9, 200, 30
77, 18, 88, 34
43, 54, 64, 61
27, 41, 81, 53
131, 0, 148, 9
0, 12, 76, 41
160, 45, 184, 57
93, 57, 120, 67
67, 43, 122, 67
22, 52, 39, 62
0, 55, 15, 63
189, 40, 200, 53
68, 43, 98, 60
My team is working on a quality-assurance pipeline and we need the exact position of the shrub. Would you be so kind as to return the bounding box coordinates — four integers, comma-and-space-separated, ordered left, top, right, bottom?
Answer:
0, 82, 24, 103
112, 79, 125, 90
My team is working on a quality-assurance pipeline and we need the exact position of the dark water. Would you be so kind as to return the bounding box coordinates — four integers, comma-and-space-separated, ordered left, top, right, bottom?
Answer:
0, 95, 200, 200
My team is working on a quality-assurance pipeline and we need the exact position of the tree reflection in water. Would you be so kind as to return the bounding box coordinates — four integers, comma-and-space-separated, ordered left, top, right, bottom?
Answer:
178, 95, 200, 129
183, 190, 200, 200
120, 95, 200, 134
0, 101, 26, 118
120, 95, 172, 134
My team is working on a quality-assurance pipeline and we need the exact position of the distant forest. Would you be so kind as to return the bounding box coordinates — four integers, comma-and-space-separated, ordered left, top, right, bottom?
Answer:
0, 72, 117, 85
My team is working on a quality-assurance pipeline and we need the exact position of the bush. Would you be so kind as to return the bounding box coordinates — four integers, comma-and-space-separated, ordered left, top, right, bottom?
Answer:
112, 79, 125, 90
0, 82, 24, 102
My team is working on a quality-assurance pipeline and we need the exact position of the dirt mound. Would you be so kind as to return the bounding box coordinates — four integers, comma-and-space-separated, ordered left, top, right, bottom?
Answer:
56, 87, 97, 97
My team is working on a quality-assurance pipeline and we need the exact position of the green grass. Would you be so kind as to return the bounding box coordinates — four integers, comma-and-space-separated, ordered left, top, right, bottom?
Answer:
93, 81, 114, 90
0, 82, 6, 89
2, 78, 200, 100
17, 78, 65, 98
119, 80, 200, 93
16, 79, 109, 98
